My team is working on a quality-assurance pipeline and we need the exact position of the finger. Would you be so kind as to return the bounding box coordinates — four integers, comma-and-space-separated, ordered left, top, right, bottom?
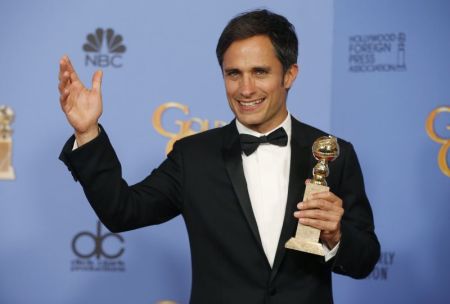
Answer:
70, 71, 81, 84
63, 55, 76, 74
299, 217, 340, 232
59, 59, 67, 81
58, 82, 64, 94
59, 90, 70, 111
305, 179, 311, 184
91, 70, 103, 93
294, 205, 343, 223
61, 56, 81, 84
59, 89, 69, 103
59, 56, 73, 78
296, 208, 341, 222
298, 200, 344, 219
298, 199, 337, 211
309, 191, 342, 206
58, 71, 70, 93
310, 191, 337, 200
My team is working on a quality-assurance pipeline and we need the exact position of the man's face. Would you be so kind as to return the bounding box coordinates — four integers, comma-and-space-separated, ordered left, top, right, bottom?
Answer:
222, 35, 298, 133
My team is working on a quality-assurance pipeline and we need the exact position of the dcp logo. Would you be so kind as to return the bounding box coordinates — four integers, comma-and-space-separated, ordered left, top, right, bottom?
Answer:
72, 220, 125, 259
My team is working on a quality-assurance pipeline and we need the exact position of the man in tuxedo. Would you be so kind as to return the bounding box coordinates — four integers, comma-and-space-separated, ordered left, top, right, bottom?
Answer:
59, 9, 379, 304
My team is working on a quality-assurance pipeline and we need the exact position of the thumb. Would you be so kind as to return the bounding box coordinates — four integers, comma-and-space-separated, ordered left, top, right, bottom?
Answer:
92, 70, 103, 93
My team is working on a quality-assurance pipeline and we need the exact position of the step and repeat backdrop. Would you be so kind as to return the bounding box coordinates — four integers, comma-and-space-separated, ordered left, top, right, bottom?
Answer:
0, 0, 448, 303
330, 1, 449, 303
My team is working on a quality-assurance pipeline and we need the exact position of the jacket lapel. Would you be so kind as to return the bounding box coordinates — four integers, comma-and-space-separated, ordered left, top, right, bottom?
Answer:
270, 117, 312, 281
222, 121, 266, 257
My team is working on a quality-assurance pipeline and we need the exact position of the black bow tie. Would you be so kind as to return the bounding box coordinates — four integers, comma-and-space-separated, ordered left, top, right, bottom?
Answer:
239, 127, 288, 156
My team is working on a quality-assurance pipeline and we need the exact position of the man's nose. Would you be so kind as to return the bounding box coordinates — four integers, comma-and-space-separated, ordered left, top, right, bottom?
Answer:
239, 75, 256, 97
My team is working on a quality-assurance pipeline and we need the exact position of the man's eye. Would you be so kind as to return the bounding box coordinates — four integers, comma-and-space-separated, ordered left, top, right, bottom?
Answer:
254, 69, 268, 76
226, 71, 239, 78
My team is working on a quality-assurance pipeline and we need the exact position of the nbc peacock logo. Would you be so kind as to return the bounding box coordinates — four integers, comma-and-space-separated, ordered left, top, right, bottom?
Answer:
83, 28, 126, 68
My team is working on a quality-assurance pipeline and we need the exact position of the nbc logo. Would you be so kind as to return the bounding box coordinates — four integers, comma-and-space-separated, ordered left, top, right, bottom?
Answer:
83, 28, 126, 68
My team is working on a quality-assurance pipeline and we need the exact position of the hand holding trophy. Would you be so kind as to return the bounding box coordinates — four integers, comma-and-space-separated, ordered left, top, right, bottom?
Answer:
285, 135, 340, 256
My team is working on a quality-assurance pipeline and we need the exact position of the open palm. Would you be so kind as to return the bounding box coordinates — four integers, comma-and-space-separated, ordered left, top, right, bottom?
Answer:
58, 56, 103, 142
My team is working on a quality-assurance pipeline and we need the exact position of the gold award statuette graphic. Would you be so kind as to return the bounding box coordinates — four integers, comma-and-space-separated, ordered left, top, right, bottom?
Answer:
285, 135, 339, 256
426, 106, 450, 177
0, 105, 15, 180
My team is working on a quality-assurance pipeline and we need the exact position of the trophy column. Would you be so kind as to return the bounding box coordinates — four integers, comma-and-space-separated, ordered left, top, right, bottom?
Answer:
285, 136, 339, 256
0, 106, 15, 180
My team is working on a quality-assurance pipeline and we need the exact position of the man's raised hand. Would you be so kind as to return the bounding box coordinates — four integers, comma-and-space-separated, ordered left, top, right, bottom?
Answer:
58, 55, 103, 146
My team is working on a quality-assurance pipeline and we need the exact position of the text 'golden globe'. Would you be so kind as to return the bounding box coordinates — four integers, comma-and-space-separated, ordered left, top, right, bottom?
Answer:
152, 102, 226, 154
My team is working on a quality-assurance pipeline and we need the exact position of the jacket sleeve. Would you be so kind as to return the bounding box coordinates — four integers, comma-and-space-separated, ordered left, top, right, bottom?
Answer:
331, 143, 380, 278
59, 125, 183, 233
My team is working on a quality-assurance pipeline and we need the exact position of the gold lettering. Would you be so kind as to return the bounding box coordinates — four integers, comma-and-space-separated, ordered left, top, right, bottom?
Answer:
152, 102, 189, 138
425, 106, 450, 177
438, 141, 450, 177
152, 102, 226, 154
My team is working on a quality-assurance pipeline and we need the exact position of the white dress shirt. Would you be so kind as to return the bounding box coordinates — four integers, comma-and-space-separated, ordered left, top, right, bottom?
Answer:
236, 114, 338, 266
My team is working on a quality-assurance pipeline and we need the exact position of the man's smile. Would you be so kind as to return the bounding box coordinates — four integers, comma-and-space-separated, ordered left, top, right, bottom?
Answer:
236, 97, 266, 109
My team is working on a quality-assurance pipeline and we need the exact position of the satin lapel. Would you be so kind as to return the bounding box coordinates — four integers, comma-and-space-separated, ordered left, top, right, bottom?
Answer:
270, 120, 312, 281
222, 123, 265, 254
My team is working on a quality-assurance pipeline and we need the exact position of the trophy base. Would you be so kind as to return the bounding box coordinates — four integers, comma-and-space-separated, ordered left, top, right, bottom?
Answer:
0, 167, 15, 180
285, 237, 325, 256
285, 182, 329, 256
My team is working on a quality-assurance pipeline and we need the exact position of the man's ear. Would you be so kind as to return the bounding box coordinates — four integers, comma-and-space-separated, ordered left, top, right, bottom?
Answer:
283, 64, 299, 89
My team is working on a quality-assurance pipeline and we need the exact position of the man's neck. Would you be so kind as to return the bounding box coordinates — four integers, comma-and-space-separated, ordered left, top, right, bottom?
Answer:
236, 113, 292, 137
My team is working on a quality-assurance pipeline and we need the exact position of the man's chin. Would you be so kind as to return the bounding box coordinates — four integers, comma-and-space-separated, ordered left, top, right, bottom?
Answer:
236, 116, 264, 129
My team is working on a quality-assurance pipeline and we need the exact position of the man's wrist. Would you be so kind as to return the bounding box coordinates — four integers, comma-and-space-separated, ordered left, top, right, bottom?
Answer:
325, 231, 341, 250
74, 124, 100, 147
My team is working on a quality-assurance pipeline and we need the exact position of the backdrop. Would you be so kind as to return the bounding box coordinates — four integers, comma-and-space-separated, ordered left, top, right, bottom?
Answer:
0, 0, 448, 303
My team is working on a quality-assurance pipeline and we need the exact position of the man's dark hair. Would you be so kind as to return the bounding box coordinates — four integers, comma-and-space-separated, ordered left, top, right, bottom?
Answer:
216, 9, 298, 73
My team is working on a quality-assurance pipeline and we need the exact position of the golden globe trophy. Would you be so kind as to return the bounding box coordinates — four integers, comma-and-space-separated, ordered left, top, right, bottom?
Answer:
0, 106, 15, 180
285, 135, 339, 256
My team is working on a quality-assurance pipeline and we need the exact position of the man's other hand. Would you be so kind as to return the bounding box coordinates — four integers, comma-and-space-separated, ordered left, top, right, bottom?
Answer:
58, 55, 103, 146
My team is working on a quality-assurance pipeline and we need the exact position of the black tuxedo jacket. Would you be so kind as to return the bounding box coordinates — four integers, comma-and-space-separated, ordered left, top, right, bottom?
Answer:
60, 116, 380, 304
